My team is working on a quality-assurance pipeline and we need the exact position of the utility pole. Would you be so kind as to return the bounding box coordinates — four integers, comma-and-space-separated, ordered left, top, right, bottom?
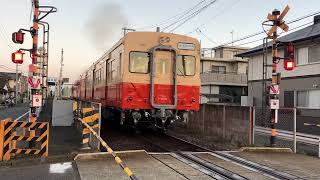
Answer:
122, 27, 136, 37
30, 0, 40, 119
263, 5, 290, 146
58, 48, 64, 99
231, 30, 234, 46
15, 64, 19, 104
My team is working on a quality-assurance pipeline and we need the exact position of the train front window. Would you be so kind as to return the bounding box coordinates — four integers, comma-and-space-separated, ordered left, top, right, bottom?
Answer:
129, 52, 149, 73
177, 55, 196, 76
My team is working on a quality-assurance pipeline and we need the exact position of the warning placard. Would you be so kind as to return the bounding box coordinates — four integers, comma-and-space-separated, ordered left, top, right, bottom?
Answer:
270, 99, 279, 110
269, 85, 280, 95
32, 95, 42, 107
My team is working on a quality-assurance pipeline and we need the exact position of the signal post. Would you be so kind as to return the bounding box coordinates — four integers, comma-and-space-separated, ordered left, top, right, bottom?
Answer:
264, 5, 295, 146
11, 1, 56, 129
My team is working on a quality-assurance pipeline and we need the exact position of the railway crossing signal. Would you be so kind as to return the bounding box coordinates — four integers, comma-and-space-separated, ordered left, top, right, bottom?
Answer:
11, 51, 25, 64
10, 0, 56, 129
283, 42, 295, 71
12, 31, 25, 44
263, 5, 291, 147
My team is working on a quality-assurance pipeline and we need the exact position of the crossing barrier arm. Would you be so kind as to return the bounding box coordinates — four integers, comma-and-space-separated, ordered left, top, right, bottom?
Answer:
78, 118, 139, 180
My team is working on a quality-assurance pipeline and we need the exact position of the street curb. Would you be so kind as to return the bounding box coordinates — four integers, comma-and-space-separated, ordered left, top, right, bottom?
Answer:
74, 150, 147, 160
239, 147, 293, 153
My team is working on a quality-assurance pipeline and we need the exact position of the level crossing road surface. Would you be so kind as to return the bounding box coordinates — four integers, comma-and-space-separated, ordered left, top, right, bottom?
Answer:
0, 103, 29, 120
0, 150, 320, 179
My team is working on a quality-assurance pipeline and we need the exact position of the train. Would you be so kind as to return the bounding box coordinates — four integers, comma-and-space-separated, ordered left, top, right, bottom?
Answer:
73, 31, 200, 130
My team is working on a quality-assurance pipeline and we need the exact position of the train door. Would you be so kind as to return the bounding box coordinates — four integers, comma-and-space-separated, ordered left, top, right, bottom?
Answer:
150, 47, 177, 108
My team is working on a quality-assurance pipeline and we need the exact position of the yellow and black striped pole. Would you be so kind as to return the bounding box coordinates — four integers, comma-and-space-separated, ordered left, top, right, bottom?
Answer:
79, 118, 138, 180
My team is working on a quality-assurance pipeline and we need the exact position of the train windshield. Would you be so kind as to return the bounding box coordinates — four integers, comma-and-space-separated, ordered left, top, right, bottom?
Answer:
129, 52, 149, 73
177, 55, 195, 76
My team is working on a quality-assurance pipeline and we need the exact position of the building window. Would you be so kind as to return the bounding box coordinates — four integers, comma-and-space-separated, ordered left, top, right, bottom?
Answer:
308, 45, 320, 63
284, 91, 294, 107
211, 65, 226, 74
296, 47, 308, 65
129, 52, 149, 73
297, 89, 320, 108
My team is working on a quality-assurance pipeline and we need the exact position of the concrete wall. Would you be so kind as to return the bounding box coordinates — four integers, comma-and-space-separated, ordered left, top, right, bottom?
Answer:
186, 104, 252, 146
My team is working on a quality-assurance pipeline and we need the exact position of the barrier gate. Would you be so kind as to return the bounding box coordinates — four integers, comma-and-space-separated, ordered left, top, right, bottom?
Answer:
0, 118, 49, 161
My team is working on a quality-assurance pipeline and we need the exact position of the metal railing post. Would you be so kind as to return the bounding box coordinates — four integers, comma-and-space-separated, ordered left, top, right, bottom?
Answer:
318, 137, 320, 158
223, 105, 226, 139
252, 107, 256, 145
293, 108, 297, 153
98, 103, 102, 150
202, 104, 205, 133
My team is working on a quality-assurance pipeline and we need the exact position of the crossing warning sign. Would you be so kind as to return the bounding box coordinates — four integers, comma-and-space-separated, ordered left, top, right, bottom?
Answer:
28, 77, 41, 89
269, 85, 280, 95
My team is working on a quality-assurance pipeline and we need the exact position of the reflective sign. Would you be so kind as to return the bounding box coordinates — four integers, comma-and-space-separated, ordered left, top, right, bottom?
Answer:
269, 85, 280, 95
32, 95, 42, 107
270, 99, 279, 110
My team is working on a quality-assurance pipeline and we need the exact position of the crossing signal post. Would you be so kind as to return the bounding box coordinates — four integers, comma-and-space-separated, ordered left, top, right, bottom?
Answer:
262, 5, 293, 146
11, 1, 56, 125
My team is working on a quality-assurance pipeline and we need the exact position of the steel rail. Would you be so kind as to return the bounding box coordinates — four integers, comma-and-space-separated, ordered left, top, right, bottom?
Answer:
212, 152, 303, 180
174, 152, 248, 180
137, 134, 245, 179
167, 134, 304, 180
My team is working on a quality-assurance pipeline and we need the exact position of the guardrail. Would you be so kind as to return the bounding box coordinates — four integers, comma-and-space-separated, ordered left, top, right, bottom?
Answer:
255, 126, 320, 158
0, 118, 49, 161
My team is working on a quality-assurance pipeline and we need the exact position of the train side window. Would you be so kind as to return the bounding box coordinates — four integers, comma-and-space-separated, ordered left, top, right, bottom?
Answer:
129, 52, 149, 73
177, 55, 196, 76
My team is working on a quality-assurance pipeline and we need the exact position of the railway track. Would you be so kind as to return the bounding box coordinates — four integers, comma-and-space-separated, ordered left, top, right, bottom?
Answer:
101, 124, 302, 179
138, 134, 249, 180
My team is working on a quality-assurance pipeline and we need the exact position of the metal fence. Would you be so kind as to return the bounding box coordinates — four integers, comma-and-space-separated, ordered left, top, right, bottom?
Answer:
253, 107, 320, 158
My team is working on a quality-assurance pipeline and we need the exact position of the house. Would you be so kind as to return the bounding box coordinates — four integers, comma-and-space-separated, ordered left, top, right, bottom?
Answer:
236, 15, 320, 110
200, 46, 249, 104
0, 72, 28, 104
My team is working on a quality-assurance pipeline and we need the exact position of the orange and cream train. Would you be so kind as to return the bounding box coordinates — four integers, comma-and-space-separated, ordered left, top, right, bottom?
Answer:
73, 32, 200, 130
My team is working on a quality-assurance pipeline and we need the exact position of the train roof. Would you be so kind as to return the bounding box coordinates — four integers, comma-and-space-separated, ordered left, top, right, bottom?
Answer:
78, 31, 199, 78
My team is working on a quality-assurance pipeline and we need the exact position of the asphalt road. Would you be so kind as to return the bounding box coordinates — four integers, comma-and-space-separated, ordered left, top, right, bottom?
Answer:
0, 161, 80, 180
0, 103, 29, 120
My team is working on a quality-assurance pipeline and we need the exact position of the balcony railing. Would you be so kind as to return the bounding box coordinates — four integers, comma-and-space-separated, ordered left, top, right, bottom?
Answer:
201, 72, 247, 86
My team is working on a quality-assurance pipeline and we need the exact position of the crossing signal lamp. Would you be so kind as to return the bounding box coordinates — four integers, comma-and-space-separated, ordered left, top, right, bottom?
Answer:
283, 42, 295, 71
12, 51, 25, 64
12, 31, 25, 44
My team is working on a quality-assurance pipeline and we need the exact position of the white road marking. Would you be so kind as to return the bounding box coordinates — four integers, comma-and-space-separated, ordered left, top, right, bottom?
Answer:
14, 111, 29, 121
49, 162, 72, 174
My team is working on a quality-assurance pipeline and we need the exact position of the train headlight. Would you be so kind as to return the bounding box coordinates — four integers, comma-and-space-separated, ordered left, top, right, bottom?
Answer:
127, 96, 133, 102
191, 98, 196, 103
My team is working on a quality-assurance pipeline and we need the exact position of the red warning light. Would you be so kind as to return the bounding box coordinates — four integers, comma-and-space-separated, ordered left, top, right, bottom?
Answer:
11, 51, 25, 64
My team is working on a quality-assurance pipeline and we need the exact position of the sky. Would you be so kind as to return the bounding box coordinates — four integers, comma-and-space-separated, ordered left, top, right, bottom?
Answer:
0, 0, 319, 82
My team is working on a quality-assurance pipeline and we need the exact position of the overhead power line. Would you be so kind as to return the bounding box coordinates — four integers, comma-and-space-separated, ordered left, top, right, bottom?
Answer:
197, 29, 218, 45
234, 21, 313, 47
166, 0, 218, 33
0, 24, 15, 50
135, 0, 207, 30
214, 10, 320, 48
186, 0, 241, 35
